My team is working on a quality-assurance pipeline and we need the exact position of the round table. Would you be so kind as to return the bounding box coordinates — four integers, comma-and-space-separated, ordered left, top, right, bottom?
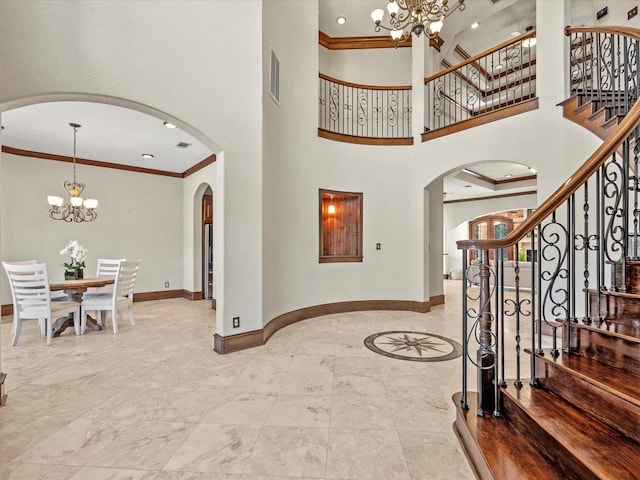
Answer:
49, 277, 115, 336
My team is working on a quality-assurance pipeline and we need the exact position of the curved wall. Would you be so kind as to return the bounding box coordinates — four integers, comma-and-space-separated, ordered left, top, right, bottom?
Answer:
261, 0, 602, 326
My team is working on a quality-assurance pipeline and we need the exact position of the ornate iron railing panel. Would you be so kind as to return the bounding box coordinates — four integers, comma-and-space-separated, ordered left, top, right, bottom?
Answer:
570, 29, 640, 119
458, 27, 640, 416
425, 30, 537, 132
318, 74, 412, 139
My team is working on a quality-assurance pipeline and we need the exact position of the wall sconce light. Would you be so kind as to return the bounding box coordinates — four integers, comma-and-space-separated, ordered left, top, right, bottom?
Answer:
328, 195, 336, 215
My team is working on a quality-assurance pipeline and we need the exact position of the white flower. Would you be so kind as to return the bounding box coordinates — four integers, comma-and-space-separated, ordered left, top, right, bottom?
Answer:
60, 240, 89, 269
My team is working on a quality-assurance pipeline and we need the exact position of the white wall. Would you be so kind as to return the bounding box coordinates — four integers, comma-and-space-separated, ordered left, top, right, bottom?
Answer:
0, 0, 263, 337
0, 0, 624, 343
572, 0, 640, 25
0, 153, 183, 305
319, 47, 412, 85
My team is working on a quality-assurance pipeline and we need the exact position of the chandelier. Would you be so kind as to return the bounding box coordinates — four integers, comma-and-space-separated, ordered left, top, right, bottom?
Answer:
47, 123, 98, 222
371, 0, 466, 46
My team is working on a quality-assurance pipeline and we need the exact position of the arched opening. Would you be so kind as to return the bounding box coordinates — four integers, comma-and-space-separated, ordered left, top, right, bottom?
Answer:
425, 160, 538, 287
192, 183, 215, 308
0, 94, 221, 323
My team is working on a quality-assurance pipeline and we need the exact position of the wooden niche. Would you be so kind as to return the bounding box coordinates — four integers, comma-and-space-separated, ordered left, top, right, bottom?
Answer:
319, 189, 363, 263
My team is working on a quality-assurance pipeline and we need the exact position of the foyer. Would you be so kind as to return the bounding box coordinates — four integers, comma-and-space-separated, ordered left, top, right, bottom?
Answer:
0, 282, 481, 479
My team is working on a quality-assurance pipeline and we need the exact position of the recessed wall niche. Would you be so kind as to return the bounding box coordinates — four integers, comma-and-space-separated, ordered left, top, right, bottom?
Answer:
319, 189, 363, 263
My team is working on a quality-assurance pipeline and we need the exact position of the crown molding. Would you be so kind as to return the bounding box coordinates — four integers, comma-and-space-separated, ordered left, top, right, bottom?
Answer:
1, 145, 215, 178
319, 30, 411, 50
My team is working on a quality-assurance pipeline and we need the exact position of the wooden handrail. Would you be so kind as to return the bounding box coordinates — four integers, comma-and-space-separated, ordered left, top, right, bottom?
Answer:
424, 30, 536, 84
458, 26, 640, 251
319, 73, 411, 91
457, 27, 640, 251
565, 25, 640, 41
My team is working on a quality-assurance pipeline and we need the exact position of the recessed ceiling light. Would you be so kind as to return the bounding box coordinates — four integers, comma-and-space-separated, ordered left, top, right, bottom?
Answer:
471, 22, 479, 29
336, 16, 346, 25
163, 121, 177, 129
511, 31, 521, 36
495, 64, 504, 70
504, 173, 513, 178
528, 166, 537, 174
142, 153, 154, 159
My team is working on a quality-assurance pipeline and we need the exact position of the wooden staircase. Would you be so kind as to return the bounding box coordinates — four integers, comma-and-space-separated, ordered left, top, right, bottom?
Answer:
454, 280, 640, 479
454, 26, 640, 480
559, 94, 627, 141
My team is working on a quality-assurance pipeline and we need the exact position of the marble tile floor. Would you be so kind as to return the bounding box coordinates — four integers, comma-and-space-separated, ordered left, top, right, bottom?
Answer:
0, 280, 544, 480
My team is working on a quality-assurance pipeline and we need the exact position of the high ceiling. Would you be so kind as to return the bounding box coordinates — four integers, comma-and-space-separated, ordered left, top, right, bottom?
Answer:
1, 0, 543, 184
319, 0, 536, 56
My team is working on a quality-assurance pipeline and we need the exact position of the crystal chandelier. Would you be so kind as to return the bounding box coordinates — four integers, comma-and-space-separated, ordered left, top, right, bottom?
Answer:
371, 0, 466, 46
47, 123, 98, 222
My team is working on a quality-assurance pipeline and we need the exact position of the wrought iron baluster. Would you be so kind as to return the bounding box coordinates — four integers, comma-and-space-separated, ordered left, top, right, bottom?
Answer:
530, 228, 539, 386
461, 249, 468, 410
498, 252, 506, 388
536, 223, 543, 356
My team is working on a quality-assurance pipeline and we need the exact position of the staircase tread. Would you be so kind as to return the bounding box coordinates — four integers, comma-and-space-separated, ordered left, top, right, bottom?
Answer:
502, 385, 640, 479
536, 351, 640, 404
453, 392, 565, 480
588, 287, 640, 300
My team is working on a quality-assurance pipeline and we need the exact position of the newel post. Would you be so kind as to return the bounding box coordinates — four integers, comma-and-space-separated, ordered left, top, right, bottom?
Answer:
477, 249, 495, 416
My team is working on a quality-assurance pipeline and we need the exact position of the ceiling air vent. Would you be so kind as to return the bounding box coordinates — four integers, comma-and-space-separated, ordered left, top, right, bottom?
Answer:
176, 141, 191, 149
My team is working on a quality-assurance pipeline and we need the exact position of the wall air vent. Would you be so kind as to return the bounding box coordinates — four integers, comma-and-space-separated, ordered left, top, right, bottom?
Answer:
269, 48, 280, 105
176, 141, 191, 149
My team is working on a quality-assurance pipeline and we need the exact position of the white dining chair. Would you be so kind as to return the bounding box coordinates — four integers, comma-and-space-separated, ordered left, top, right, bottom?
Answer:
2, 260, 42, 337
81, 259, 140, 334
86, 258, 125, 295
2, 262, 81, 346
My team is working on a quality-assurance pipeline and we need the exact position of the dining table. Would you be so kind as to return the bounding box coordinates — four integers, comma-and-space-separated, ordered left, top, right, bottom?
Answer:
49, 277, 115, 336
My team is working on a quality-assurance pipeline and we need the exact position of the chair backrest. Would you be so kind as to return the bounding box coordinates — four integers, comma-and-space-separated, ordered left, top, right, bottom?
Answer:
96, 258, 125, 278
3, 260, 38, 306
2, 262, 51, 318
114, 260, 140, 299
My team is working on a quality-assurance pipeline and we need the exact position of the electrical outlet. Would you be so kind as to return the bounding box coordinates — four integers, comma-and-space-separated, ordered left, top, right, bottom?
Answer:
629, 6, 638, 20
232, 317, 240, 328
376, 243, 381, 250
164, 282, 170, 288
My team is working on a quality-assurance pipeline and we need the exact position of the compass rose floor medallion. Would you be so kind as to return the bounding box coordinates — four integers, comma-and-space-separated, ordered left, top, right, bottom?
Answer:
364, 331, 462, 362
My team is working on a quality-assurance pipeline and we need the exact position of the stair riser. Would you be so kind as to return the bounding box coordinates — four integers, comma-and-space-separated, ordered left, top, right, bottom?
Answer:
535, 356, 640, 443
566, 325, 640, 375
501, 390, 599, 480
589, 291, 640, 326
613, 261, 640, 293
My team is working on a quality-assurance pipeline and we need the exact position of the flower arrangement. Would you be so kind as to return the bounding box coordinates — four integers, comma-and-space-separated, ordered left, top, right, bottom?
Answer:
60, 240, 88, 271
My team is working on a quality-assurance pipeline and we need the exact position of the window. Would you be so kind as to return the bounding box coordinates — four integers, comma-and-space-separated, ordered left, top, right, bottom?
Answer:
469, 214, 514, 262
319, 189, 363, 263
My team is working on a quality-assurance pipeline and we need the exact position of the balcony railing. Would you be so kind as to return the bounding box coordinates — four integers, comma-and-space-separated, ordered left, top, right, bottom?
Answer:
424, 30, 537, 134
318, 73, 412, 145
